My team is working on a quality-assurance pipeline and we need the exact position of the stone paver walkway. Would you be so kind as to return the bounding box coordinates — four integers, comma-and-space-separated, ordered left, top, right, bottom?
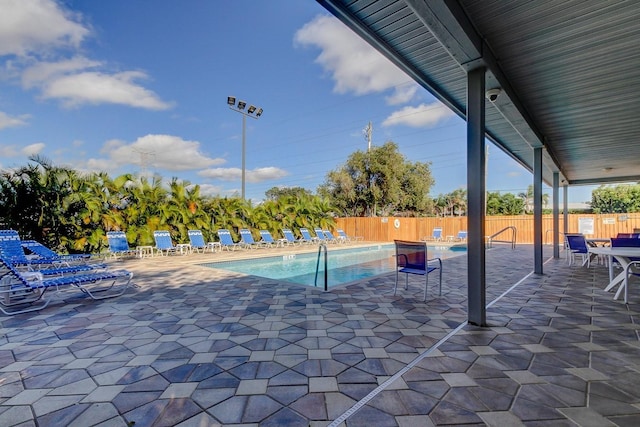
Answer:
1, 243, 639, 426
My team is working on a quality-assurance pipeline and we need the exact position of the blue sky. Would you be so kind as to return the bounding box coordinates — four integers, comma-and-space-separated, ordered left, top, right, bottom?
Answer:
0, 0, 595, 204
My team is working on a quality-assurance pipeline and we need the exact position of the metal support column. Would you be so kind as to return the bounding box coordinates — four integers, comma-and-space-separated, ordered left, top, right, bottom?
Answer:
563, 184, 568, 236
533, 147, 543, 274
467, 67, 486, 326
553, 172, 560, 258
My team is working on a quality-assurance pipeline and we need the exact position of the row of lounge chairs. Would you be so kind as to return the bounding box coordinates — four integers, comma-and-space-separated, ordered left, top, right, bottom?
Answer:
107, 228, 364, 258
0, 229, 133, 315
423, 227, 467, 242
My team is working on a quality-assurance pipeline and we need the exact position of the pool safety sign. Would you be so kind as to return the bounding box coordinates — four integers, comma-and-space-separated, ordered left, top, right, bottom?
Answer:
578, 217, 594, 235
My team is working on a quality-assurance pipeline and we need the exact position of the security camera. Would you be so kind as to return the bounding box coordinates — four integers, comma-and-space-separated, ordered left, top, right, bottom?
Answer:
485, 88, 501, 102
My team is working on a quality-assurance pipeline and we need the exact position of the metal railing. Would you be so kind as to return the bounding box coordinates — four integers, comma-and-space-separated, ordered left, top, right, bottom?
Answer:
314, 243, 328, 291
486, 226, 517, 249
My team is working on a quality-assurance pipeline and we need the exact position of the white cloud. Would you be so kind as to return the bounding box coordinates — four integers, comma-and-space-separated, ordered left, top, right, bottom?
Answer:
22, 142, 44, 156
0, 0, 88, 56
0, 0, 171, 111
0, 145, 19, 157
199, 183, 225, 197
198, 166, 288, 183
382, 103, 454, 128
88, 134, 226, 173
0, 111, 29, 129
295, 15, 417, 103
22, 58, 172, 110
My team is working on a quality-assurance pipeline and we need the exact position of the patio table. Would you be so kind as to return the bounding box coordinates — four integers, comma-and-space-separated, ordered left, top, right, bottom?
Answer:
588, 246, 640, 300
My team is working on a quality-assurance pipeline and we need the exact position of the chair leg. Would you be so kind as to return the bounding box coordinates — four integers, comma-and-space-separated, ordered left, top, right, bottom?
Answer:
394, 271, 399, 295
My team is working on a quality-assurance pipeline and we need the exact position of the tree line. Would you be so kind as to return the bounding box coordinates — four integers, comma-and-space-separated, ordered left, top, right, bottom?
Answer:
0, 157, 336, 254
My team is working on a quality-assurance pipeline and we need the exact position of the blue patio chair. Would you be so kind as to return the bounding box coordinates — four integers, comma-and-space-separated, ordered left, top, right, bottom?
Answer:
0, 256, 133, 315
300, 228, 319, 244
188, 230, 220, 253
259, 230, 285, 247
21, 240, 92, 264
239, 228, 268, 249
394, 240, 442, 301
565, 234, 593, 267
456, 231, 467, 242
423, 227, 443, 242
217, 229, 242, 251
282, 229, 304, 245
610, 238, 640, 303
106, 231, 140, 259
153, 230, 177, 256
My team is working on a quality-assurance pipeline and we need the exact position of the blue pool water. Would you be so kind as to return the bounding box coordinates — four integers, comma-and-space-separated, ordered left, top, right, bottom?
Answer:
201, 244, 465, 288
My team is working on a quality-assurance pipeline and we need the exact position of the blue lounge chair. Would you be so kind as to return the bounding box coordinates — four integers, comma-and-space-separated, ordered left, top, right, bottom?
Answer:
153, 230, 178, 256
0, 230, 107, 275
217, 229, 242, 251
313, 228, 329, 244
282, 229, 304, 245
423, 227, 443, 242
337, 229, 363, 243
0, 256, 133, 315
259, 230, 285, 247
21, 240, 92, 264
239, 228, 268, 249
394, 240, 442, 301
456, 231, 467, 242
106, 231, 140, 259
323, 230, 340, 244
188, 230, 220, 253
300, 228, 319, 244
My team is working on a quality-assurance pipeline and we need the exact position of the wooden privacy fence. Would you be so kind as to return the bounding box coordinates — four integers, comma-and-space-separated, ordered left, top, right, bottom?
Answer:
335, 213, 640, 244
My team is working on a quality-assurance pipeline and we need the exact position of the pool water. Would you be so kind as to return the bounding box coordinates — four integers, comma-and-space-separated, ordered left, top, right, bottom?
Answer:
201, 244, 465, 288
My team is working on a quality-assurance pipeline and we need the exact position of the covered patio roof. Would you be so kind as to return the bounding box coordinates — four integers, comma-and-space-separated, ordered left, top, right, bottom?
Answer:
317, 0, 640, 187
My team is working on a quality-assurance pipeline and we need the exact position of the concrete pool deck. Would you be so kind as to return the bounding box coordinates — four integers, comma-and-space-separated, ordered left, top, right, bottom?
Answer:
1, 242, 639, 426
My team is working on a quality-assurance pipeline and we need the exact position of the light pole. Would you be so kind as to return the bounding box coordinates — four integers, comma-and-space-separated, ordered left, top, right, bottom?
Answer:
227, 96, 263, 200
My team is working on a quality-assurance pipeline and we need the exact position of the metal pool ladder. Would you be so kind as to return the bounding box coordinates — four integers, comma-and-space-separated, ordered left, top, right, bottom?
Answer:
486, 226, 517, 249
314, 243, 328, 290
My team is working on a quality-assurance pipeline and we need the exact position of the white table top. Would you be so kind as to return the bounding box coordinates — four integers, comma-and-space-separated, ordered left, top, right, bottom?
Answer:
588, 246, 640, 256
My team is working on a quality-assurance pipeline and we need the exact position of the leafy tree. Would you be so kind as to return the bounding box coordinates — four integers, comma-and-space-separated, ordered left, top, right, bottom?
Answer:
486, 192, 525, 215
265, 186, 311, 201
319, 141, 434, 217
591, 184, 640, 213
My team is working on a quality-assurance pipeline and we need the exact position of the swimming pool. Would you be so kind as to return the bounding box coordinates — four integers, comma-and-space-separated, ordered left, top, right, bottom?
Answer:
201, 244, 465, 288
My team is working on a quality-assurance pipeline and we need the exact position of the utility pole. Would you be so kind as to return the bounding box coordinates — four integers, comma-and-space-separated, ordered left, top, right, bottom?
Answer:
133, 148, 155, 176
363, 121, 372, 151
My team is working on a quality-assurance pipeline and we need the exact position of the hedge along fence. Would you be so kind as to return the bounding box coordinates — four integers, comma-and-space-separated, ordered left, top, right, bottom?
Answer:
335, 213, 640, 244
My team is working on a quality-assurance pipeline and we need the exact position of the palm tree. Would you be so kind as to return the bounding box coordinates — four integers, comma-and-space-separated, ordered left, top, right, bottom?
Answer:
518, 185, 549, 214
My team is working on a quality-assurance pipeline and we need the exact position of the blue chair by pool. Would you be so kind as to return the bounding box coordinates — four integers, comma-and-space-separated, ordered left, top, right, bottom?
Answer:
188, 230, 220, 253
259, 230, 285, 248
107, 231, 140, 259
0, 229, 107, 275
323, 230, 340, 244
239, 228, 268, 249
153, 230, 178, 256
337, 229, 363, 243
21, 240, 92, 264
314, 228, 329, 244
455, 231, 467, 242
300, 228, 319, 244
0, 256, 133, 315
394, 240, 442, 301
217, 229, 242, 251
282, 229, 304, 245
423, 227, 443, 242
